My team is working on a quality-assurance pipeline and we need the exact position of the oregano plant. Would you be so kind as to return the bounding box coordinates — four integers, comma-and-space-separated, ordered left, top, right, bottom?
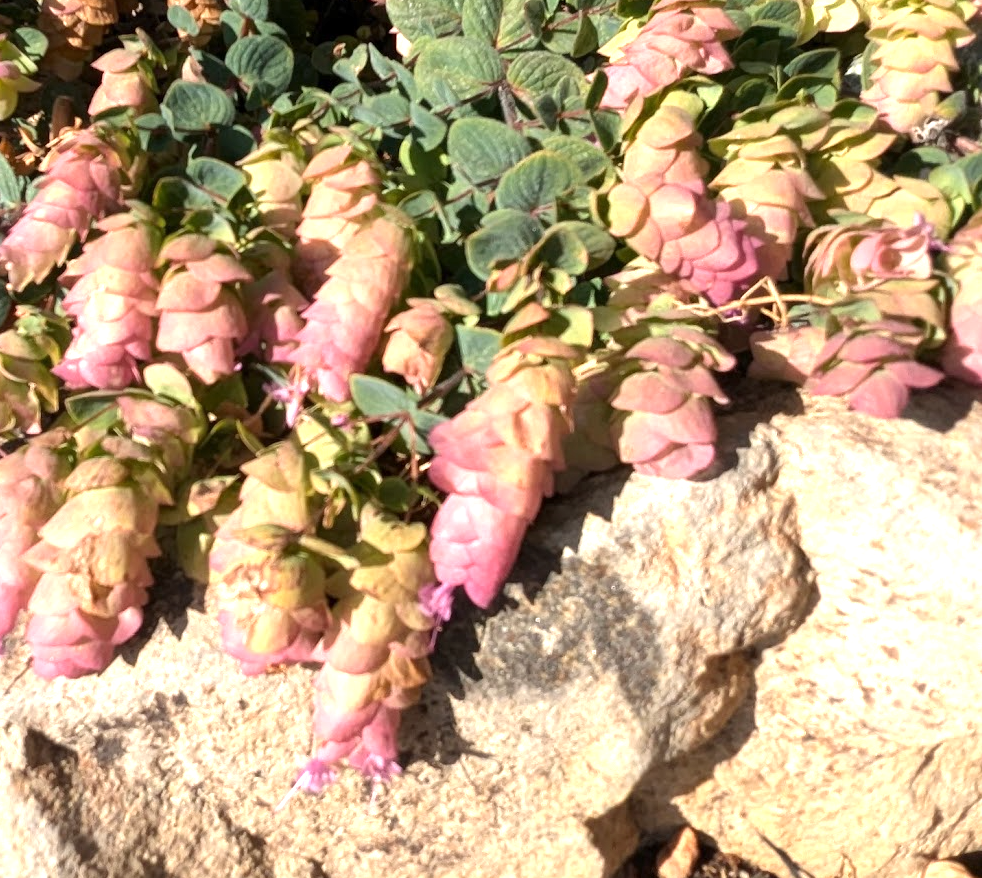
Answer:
1, 0, 982, 796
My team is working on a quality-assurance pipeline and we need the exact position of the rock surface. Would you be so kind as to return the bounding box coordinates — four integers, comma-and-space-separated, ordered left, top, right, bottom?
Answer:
2, 380, 979, 878
0, 393, 811, 878
634, 381, 982, 878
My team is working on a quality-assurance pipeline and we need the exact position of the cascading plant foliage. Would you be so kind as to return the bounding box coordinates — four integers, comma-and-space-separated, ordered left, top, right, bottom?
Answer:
2, 0, 982, 796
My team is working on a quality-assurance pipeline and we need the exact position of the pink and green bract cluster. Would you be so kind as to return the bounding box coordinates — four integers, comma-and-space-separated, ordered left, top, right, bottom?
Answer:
609, 324, 736, 478
308, 505, 436, 785
427, 337, 578, 609
599, 0, 739, 110
288, 144, 413, 405
861, 0, 980, 134
12, 385, 200, 677
0, 127, 128, 291
605, 104, 764, 306
55, 208, 162, 390
208, 436, 330, 675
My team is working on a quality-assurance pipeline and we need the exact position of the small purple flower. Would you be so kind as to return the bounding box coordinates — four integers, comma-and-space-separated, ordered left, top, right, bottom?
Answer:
273, 757, 338, 812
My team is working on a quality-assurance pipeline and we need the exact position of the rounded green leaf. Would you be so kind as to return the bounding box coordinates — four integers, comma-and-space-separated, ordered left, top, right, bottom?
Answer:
226, 34, 294, 96
414, 36, 504, 104
465, 209, 543, 278
186, 157, 247, 203
447, 117, 531, 185
161, 81, 236, 132
386, 0, 465, 43
540, 135, 612, 183
495, 151, 577, 212
506, 52, 586, 103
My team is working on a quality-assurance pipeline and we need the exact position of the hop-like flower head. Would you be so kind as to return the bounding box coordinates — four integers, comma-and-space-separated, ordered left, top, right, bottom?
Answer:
309, 505, 435, 782
599, 0, 739, 110
291, 209, 412, 402
804, 217, 945, 334
293, 144, 382, 297
427, 337, 578, 608
155, 234, 251, 384
0, 128, 127, 291
54, 209, 162, 389
606, 105, 764, 304
24, 447, 163, 678
239, 135, 306, 239
860, 0, 978, 134
805, 319, 943, 417
39, 0, 118, 80
209, 436, 329, 674
88, 36, 161, 117
382, 300, 453, 394
0, 431, 73, 640
609, 325, 735, 478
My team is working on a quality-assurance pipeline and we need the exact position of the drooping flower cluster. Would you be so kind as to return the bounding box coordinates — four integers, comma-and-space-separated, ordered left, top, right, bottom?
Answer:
804, 217, 945, 335
599, 0, 739, 110
39, 0, 119, 81
382, 299, 454, 394
805, 319, 943, 417
88, 34, 161, 117
155, 234, 251, 384
861, 0, 979, 134
307, 505, 436, 784
0, 127, 128, 291
208, 436, 330, 675
239, 134, 307, 240
55, 207, 162, 389
605, 103, 763, 304
427, 337, 578, 608
0, 430, 73, 643
291, 208, 413, 402
608, 324, 736, 478
22, 380, 201, 678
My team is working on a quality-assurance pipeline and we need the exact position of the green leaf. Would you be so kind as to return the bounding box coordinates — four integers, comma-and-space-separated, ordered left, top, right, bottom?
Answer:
0, 152, 21, 206
410, 103, 448, 151
465, 209, 543, 278
161, 81, 236, 133
167, 3, 200, 35
447, 117, 531, 185
226, 34, 294, 99
233, 0, 270, 19
414, 36, 504, 104
539, 135, 611, 183
784, 47, 840, 79
462, 0, 504, 43
495, 151, 577, 212
537, 220, 614, 270
152, 177, 216, 212
64, 392, 121, 429
348, 375, 446, 454
143, 363, 199, 409
352, 92, 412, 132
506, 51, 586, 103
186, 157, 247, 202
12, 27, 48, 62
387, 0, 464, 43
455, 324, 501, 377
377, 476, 414, 513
